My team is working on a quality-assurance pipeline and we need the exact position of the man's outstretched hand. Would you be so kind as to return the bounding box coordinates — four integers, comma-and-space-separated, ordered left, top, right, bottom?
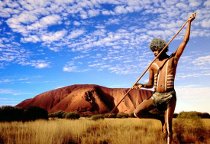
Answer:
188, 13, 196, 22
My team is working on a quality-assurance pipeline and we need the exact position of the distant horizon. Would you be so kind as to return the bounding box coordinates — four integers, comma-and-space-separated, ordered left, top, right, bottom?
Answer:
1, 0, 210, 114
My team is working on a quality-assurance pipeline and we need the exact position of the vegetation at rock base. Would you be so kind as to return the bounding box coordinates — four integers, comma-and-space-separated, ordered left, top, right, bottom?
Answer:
65, 112, 80, 119
0, 108, 210, 144
1, 105, 209, 122
177, 111, 210, 119
48, 111, 66, 118
48, 111, 80, 119
0, 106, 48, 122
90, 114, 104, 120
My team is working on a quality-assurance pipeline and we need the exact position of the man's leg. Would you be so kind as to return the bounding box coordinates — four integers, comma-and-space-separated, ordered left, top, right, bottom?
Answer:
163, 96, 176, 144
134, 98, 154, 118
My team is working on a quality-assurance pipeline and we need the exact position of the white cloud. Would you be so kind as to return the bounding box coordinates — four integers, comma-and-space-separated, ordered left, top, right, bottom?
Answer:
0, 43, 29, 63
17, 59, 50, 69
68, 29, 85, 39
6, 17, 26, 34
127, 0, 141, 6
80, 10, 88, 19
176, 3, 188, 9
192, 55, 210, 66
6, 14, 61, 36
200, 19, 210, 28
175, 53, 210, 79
0, 36, 52, 69
63, 65, 77, 72
0, 7, 12, 18
73, 21, 81, 26
204, 0, 210, 7
16, 12, 38, 24
189, 0, 202, 7
0, 79, 12, 83
19, 0, 51, 10
41, 30, 67, 42
63, 59, 90, 72
28, 14, 61, 31
177, 72, 210, 79
33, 62, 50, 69
40, 14, 61, 25
101, 10, 112, 15
113, 4, 140, 14
0, 89, 20, 95
114, 5, 126, 14
106, 18, 120, 25
21, 35, 40, 43
88, 9, 100, 17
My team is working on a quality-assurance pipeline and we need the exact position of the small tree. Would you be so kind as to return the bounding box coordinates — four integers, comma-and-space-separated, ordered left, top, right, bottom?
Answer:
200, 112, 210, 118
104, 113, 116, 118
91, 114, 104, 120
65, 112, 80, 119
0, 106, 23, 122
116, 113, 129, 118
48, 111, 66, 118
177, 111, 201, 119
23, 106, 48, 121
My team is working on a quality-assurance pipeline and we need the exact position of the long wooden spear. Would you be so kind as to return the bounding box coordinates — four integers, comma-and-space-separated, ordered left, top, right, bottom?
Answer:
109, 13, 196, 115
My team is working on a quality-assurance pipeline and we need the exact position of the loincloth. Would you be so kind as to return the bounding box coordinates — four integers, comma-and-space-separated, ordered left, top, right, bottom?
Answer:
151, 90, 176, 111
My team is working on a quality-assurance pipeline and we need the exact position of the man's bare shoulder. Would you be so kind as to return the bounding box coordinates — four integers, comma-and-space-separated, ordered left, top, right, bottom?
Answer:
151, 62, 158, 71
170, 52, 179, 64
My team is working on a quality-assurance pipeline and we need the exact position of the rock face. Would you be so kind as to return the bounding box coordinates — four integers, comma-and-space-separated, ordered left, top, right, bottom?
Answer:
16, 84, 153, 114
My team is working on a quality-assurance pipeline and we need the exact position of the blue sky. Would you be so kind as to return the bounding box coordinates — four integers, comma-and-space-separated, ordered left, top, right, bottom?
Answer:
0, 0, 210, 113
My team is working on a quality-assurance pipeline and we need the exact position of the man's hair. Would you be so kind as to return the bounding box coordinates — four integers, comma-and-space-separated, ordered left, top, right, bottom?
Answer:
150, 38, 168, 52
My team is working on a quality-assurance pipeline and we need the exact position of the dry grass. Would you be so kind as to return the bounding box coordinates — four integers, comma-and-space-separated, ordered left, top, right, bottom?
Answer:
0, 118, 209, 144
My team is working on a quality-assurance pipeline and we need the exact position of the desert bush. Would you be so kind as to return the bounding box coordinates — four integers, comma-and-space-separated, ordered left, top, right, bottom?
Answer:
49, 111, 66, 118
103, 113, 116, 118
197, 112, 210, 118
0, 106, 48, 122
116, 113, 129, 118
91, 114, 104, 120
177, 111, 202, 119
23, 106, 48, 121
173, 113, 178, 118
0, 106, 23, 122
173, 118, 207, 143
65, 112, 80, 119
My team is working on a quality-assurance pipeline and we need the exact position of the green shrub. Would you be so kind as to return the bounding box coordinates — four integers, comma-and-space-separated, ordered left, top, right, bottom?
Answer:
23, 106, 48, 121
91, 114, 104, 120
0, 106, 48, 122
49, 111, 66, 118
177, 111, 201, 119
65, 112, 80, 119
116, 113, 129, 118
103, 113, 116, 118
0, 106, 23, 122
199, 112, 210, 118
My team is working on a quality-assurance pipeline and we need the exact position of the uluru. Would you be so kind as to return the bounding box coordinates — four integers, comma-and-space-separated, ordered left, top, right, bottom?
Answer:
16, 84, 153, 115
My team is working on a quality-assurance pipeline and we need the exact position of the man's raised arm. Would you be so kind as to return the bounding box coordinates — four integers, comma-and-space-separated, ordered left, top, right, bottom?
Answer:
174, 13, 196, 64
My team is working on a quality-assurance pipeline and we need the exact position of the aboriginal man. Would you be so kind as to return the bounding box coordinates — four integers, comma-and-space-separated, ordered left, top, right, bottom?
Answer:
133, 13, 196, 144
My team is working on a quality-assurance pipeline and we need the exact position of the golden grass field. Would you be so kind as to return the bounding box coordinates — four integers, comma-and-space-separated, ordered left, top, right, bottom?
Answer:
0, 118, 209, 144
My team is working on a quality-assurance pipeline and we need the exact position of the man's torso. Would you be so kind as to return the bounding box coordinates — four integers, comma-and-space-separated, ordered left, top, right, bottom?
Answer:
152, 55, 177, 93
